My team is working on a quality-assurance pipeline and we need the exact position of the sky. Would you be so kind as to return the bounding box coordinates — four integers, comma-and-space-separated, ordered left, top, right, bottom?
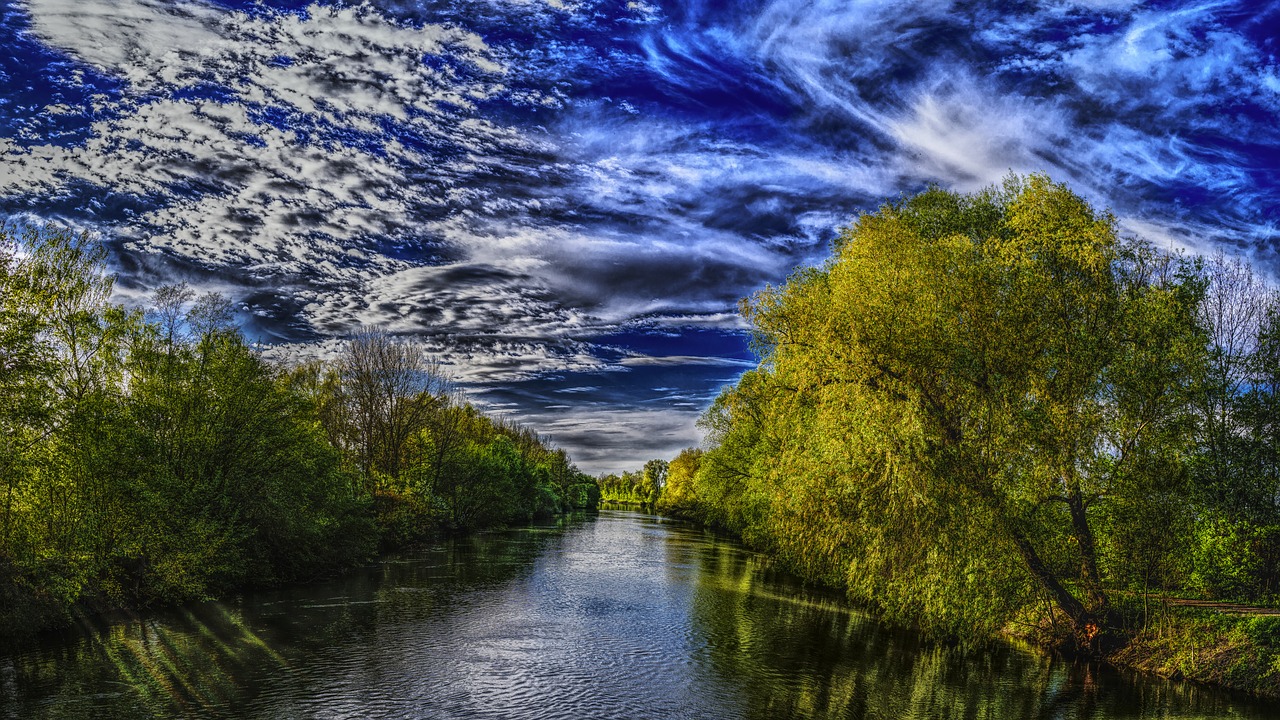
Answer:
2, 0, 1278, 474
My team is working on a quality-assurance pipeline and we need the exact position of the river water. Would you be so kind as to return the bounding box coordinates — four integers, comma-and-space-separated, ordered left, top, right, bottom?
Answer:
0, 510, 1273, 719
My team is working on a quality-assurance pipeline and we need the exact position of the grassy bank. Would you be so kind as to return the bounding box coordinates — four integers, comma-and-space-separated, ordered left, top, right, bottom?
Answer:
1104, 605, 1280, 698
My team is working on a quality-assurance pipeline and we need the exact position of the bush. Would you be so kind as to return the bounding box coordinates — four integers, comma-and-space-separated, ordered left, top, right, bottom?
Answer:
1247, 616, 1280, 647
374, 491, 446, 551
1191, 517, 1274, 601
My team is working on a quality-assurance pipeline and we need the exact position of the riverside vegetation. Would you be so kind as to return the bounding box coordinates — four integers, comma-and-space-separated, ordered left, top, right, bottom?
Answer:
603, 175, 1280, 697
0, 224, 598, 641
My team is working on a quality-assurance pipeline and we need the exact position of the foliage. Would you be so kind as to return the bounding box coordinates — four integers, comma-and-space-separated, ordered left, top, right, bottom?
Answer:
636, 176, 1280, 653
1189, 518, 1280, 601
0, 223, 595, 639
1108, 606, 1280, 698
655, 448, 702, 517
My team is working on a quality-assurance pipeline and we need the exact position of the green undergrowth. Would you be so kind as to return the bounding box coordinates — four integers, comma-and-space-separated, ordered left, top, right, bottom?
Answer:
1001, 592, 1280, 698
1105, 605, 1280, 698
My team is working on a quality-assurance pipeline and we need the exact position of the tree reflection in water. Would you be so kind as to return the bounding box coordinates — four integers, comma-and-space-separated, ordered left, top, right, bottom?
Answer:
1, 512, 1270, 720
675, 516, 1257, 719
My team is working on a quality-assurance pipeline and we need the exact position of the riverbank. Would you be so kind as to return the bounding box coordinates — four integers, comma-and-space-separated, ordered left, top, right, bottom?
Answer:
598, 498, 651, 509
1101, 607, 1280, 698
651, 506, 1280, 701
628, 182, 1280, 704
0, 499, 598, 649
999, 589, 1280, 698
1, 233, 602, 653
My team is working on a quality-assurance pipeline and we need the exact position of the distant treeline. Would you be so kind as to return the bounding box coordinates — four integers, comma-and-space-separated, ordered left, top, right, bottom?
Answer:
630, 176, 1280, 664
597, 459, 668, 505
0, 224, 597, 638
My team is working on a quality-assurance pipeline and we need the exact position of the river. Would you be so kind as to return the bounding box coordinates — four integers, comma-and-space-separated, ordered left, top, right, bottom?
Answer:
0, 510, 1272, 719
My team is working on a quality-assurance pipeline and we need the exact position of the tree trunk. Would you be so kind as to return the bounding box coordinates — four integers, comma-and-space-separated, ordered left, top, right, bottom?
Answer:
1067, 485, 1107, 613
1004, 519, 1107, 653
1005, 521, 1090, 627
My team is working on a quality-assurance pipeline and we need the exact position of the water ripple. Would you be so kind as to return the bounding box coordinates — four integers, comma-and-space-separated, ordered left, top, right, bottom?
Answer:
2, 511, 1275, 719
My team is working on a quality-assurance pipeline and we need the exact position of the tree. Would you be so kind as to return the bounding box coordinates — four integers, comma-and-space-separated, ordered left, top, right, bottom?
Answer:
1183, 260, 1280, 599
106, 296, 376, 600
715, 175, 1203, 645
1188, 253, 1274, 519
444, 436, 521, 530
0, 224, 130, 561
0, 226, 54, 550
1244, 299, 1280, 515
0, 223, 587, 637
333, 329, 448, 492
657, 448, 702, 516
641, 459, 668, 506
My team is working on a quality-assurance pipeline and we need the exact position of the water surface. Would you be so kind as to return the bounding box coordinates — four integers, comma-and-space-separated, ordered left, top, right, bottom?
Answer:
1, 511, 1273, 719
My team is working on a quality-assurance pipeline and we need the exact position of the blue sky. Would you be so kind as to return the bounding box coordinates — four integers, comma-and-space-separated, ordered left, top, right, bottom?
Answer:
2, 0, 1278, 472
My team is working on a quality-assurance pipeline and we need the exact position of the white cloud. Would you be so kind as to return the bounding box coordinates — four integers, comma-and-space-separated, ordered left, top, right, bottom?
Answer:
618, 354, 756, 368
5, 0, 517, 282
1059, 4, 1269, 117
263, 331, 613, 387
888, 77, 1071, 189
494, 406, 706, 475
5, 0, 1278, 472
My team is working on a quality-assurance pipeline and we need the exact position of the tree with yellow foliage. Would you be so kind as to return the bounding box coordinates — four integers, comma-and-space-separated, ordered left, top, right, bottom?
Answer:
698, 175, 1204, 647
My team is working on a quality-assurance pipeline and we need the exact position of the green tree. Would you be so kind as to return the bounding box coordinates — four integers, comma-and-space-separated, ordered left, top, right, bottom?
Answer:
0, 222, 585, 639
1184, 260, 1280, 600
657, 448, 702, 516
333, 329, 447, 492
641, 459, 668, 506
707, 175, 1204, 644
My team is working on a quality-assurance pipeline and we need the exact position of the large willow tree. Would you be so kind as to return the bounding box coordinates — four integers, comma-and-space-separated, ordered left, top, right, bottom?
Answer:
703, 175, 1203, 645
